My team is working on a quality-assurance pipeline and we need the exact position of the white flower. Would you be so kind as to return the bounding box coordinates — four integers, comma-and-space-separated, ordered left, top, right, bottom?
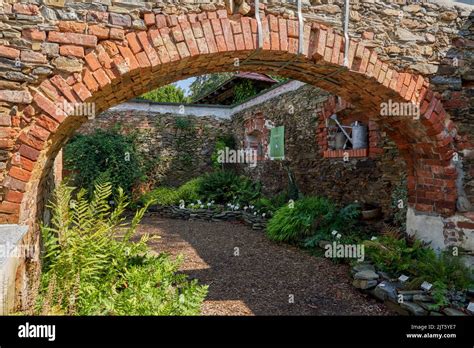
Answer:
250, 205, 254, 209
207, 202, 211, 206
244, 206, 248, 210
235, 205, 240, 210
331, 230, 338, 236
336, 234, 342, 239
262, 213, 266, 217
211, 200, 215, 204
253, 212, 257, 215
227, 203, 231, 207
371, 236, 377, 241
197, 200, 202, 205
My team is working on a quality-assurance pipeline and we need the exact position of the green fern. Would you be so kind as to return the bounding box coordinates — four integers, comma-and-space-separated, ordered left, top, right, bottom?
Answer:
36, 182, 207, 315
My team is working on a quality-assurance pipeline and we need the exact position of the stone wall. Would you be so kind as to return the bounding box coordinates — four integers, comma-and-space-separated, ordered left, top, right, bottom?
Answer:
77, 105, 232, 190
76, 81, 405, 217
231, 83, 407, 216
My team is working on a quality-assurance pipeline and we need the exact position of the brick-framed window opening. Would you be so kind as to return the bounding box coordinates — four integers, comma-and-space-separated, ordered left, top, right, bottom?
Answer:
243, 112, 269, 161
316, 96, 383, 159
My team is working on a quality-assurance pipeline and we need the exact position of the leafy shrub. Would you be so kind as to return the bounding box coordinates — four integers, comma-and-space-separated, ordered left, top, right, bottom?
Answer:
251, 192, 291, 216
140, 177, 203, 207
177, 177, 203, 202
252, 197, 277, 216
233, 80, 257, 104
140, 187, 181, 206
36, 181, 207, 315
429, 281, 450, 311
198, 170, 261, 205
414, 250, 473, 291
365, 236, 473, 306
303, 202, 362, 248
64, 129, 145, 195
211, 134, 236, 169
364, 236, 433, 276
267, 196, 336, 243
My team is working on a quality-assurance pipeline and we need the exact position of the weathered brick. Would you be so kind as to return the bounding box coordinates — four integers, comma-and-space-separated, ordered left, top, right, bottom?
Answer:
48, 32, 97, 48
18, 144, 40, 161
18, 132, 44, 151
278, 18, 288, 52
136, 31, 161, 66
29, 124, 50, 141
135, 51, 151, 69
60, 45, 85, 58
58, 21, 87, 33
21, 50, 47, 63
109, 28, 125, 40
13, 3, 39, 15
0, 45, 20, 59
22, 28, 46, 41
36, 114, 59, 133
159, 28, 180, 61
220, 19, 235, 51
8, 166, 31, 182
33, 93, 66, 122
171, 26, 185, 42
93, 68, 111, 87
118, 45, 140, 71
144, 13, 155, 26
172, 41, 188, 59
50, 75, 78, 102
0, 201, 20, 214
88, 25, 109, 39
84, 52, 102, 71
156, 14, 167, 29
73, 82, 92, 101
126, 32, 143, 54
201, 20, 218, 53
83, 69, 100, 93
5, 190, 23, 204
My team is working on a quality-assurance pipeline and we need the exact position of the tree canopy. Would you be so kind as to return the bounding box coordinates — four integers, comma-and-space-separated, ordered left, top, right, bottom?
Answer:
140, 84, 190, 103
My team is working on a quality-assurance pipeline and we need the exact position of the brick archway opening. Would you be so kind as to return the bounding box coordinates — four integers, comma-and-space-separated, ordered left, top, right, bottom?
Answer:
3, 13, 460, 228
2, 4, 474, 314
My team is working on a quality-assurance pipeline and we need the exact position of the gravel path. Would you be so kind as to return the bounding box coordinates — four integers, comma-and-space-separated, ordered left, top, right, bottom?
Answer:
137, 215, 394, 316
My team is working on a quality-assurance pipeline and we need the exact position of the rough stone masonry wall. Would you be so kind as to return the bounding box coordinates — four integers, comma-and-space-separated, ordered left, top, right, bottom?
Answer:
77, 108, 231, 190
231, 84, 407, 216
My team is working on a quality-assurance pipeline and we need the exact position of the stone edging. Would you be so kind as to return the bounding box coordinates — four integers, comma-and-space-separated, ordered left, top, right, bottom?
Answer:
148, 205, 267, 230
350, 262, 473, 316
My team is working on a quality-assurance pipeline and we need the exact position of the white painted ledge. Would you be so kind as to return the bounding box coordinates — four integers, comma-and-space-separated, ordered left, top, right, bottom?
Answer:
0, 224, 28, 315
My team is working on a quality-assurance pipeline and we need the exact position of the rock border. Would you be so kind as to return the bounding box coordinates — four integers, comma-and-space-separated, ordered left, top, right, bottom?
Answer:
350, 262, 473, 316
148, 205, 267, 230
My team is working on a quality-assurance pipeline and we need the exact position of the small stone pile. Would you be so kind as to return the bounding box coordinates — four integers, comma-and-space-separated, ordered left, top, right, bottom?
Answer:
351, 262, 474, 316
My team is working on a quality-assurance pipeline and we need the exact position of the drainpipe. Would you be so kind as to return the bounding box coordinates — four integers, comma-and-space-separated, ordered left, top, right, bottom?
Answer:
343, 0, 350, 67
255, 0, 263, 49
297, 0, 304, 54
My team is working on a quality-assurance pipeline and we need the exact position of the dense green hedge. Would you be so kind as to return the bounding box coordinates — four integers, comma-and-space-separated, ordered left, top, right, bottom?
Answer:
64, 129, 147, 195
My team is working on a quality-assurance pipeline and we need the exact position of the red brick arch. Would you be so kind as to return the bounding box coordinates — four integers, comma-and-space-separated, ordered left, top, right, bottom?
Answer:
0, 10, 460, 224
